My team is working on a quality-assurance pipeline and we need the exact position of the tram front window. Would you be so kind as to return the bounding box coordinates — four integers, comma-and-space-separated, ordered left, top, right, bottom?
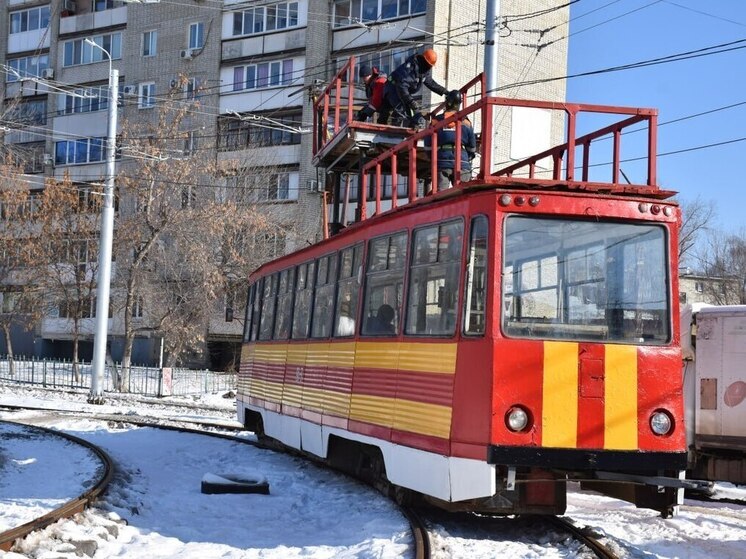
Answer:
502, 216, 670, 344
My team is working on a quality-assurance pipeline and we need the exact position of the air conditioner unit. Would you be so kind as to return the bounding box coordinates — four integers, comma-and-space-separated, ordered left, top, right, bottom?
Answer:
43, 153, 54, 165
306, 180, 319, 192
122, 85, 137, 95
180, 49, 193, 60
41, 68, 54, 79
62, 0, 77, 13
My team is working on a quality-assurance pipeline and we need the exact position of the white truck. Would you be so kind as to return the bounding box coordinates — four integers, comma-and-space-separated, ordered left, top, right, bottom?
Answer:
683, 304, 746, 483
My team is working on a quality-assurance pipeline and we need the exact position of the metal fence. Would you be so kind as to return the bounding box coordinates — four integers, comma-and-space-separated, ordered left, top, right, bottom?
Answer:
0, 355, 236, 397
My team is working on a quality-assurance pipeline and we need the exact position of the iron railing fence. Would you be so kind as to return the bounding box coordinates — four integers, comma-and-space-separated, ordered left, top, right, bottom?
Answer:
0, 355, 236, 397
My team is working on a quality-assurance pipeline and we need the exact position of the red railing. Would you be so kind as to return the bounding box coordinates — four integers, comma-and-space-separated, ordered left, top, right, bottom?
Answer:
313, 58, 660, 228
313, 56, 358, 157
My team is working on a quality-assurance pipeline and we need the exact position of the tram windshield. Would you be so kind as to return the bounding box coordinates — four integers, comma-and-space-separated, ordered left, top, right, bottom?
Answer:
503, 216, 670, 344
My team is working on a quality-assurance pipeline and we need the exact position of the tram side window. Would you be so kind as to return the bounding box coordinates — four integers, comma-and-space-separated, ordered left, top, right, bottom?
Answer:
334, 244, 362, 337
249, 278, 263, 341
405, 220, 464, 336
292, 261, 315, 339
273, 268, 295, 340
243, 283, 256, 342
311, 253, 338, 338
258, 273, 278, 340
362, 232, 407, 335
464, 216, 488, 335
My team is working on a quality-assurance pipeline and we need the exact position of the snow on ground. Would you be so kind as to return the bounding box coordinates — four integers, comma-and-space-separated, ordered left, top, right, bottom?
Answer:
1, 383, 746, 558
0, 423, 101, 532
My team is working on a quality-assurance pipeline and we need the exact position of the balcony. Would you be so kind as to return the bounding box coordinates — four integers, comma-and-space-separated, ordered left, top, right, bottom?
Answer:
222, 28, 306, 61
59, 6, 126, 35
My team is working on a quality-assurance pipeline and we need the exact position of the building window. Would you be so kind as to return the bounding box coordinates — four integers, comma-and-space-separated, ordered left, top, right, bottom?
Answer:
181, 185, 196, 208
348, 47, 417, 80
232, 2, 299, 36
63, 33, 122, 67
232, 59, 294, 91
189, 22, 205, 50
142, 30, 157, 57
55, 138, 106, 165
10, 143, 46, 174
60, 85, 109, 115
218, 113, 302, 151
695, 281, 704, 293
228, 171, 299, 203
334, 0, 426, 27
133, 296, 144, 318
7, 99, 47, 125
138, 82, 155, 109
93, 0, 118, 11
183, 131, 198, 156
10, 6, 51, 34
6, 54, 49, 82
185, 77, 198, 100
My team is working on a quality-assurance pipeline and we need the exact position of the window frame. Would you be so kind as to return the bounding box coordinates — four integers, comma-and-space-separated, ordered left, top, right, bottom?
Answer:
138, 82, 156, 109
9, 6, 51, 34
361, 229, 408, 337
142, 29, 157, 57
232, 1, 300, 37
188, 22, 205, 50
463, 215, 489, 337
404, 218, 465, 338
310, 252, 339, 339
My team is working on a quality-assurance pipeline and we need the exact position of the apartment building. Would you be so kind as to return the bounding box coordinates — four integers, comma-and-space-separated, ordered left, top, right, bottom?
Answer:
1, 0, 569, 367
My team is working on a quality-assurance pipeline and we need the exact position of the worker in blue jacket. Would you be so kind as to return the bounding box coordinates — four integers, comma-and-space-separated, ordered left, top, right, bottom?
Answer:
378, 48, 449, 128
425, 90, 477, 190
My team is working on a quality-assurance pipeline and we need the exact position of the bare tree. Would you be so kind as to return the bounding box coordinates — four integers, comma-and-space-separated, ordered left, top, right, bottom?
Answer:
112, 89, 278, 388
35, 177, 103, 381
694, 229, 746, 305
0, 160, 44, 374
678, 196, 716, 264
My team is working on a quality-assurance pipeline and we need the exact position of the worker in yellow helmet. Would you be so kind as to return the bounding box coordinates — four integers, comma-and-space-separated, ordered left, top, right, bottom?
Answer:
378, 48, 450, 129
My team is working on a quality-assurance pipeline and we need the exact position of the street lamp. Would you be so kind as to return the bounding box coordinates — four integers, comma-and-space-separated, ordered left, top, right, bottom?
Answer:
85, 38, 119, 404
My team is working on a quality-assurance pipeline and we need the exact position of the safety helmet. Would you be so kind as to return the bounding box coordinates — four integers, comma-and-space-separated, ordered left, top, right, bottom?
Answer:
422, 48, 438, 67
445, 90, 462, 110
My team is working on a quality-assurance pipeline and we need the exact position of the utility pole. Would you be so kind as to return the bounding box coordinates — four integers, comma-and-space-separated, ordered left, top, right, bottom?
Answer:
485, 0, 500, 95
87, 40, 118, 404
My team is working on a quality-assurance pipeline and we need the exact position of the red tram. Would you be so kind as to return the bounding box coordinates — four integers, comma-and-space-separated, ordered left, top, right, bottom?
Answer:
238, 59, 689, 516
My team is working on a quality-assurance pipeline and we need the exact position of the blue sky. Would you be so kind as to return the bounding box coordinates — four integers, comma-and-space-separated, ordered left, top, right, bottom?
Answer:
565, 0, 746, 233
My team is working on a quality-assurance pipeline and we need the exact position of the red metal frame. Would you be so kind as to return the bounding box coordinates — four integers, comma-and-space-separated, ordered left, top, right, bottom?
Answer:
313, 61, 665, 233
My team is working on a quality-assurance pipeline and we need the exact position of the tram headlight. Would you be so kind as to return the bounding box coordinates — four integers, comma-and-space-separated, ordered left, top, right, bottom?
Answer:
506, 406, 530, 432
650, 410, 673, 436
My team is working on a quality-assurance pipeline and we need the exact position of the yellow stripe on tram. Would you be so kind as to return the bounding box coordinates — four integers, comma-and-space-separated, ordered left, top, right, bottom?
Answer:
542, 341, 579, 448
604, 344, 638, 450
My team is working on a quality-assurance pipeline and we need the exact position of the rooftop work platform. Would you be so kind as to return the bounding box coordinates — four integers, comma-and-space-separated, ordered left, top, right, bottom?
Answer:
313, 57, 676, 231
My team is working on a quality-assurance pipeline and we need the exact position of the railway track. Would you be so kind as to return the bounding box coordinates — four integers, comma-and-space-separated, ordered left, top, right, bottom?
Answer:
546, 515, 621, 559
0, 411, 431, 559
0, 421, 114, 552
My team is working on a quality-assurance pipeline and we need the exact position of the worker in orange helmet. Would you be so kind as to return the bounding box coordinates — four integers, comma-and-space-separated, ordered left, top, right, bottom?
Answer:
378, 48, 451, 129
355, 65, 388, 122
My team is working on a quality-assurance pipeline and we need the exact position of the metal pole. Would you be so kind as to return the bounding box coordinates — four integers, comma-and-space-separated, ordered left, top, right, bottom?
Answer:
484, 0, 500, 95
88, 46, 118, 404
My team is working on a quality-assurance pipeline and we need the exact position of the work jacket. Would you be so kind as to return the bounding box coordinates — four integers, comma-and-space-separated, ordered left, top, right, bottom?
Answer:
426, 112, 477, 170
386, 55, 448, 110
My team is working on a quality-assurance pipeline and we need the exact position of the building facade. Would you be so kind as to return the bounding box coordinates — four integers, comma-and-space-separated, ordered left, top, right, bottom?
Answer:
1, 0, 570, 366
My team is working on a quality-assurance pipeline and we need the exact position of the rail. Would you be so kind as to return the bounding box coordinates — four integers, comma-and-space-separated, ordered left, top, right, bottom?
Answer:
0, 421, 114, 552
